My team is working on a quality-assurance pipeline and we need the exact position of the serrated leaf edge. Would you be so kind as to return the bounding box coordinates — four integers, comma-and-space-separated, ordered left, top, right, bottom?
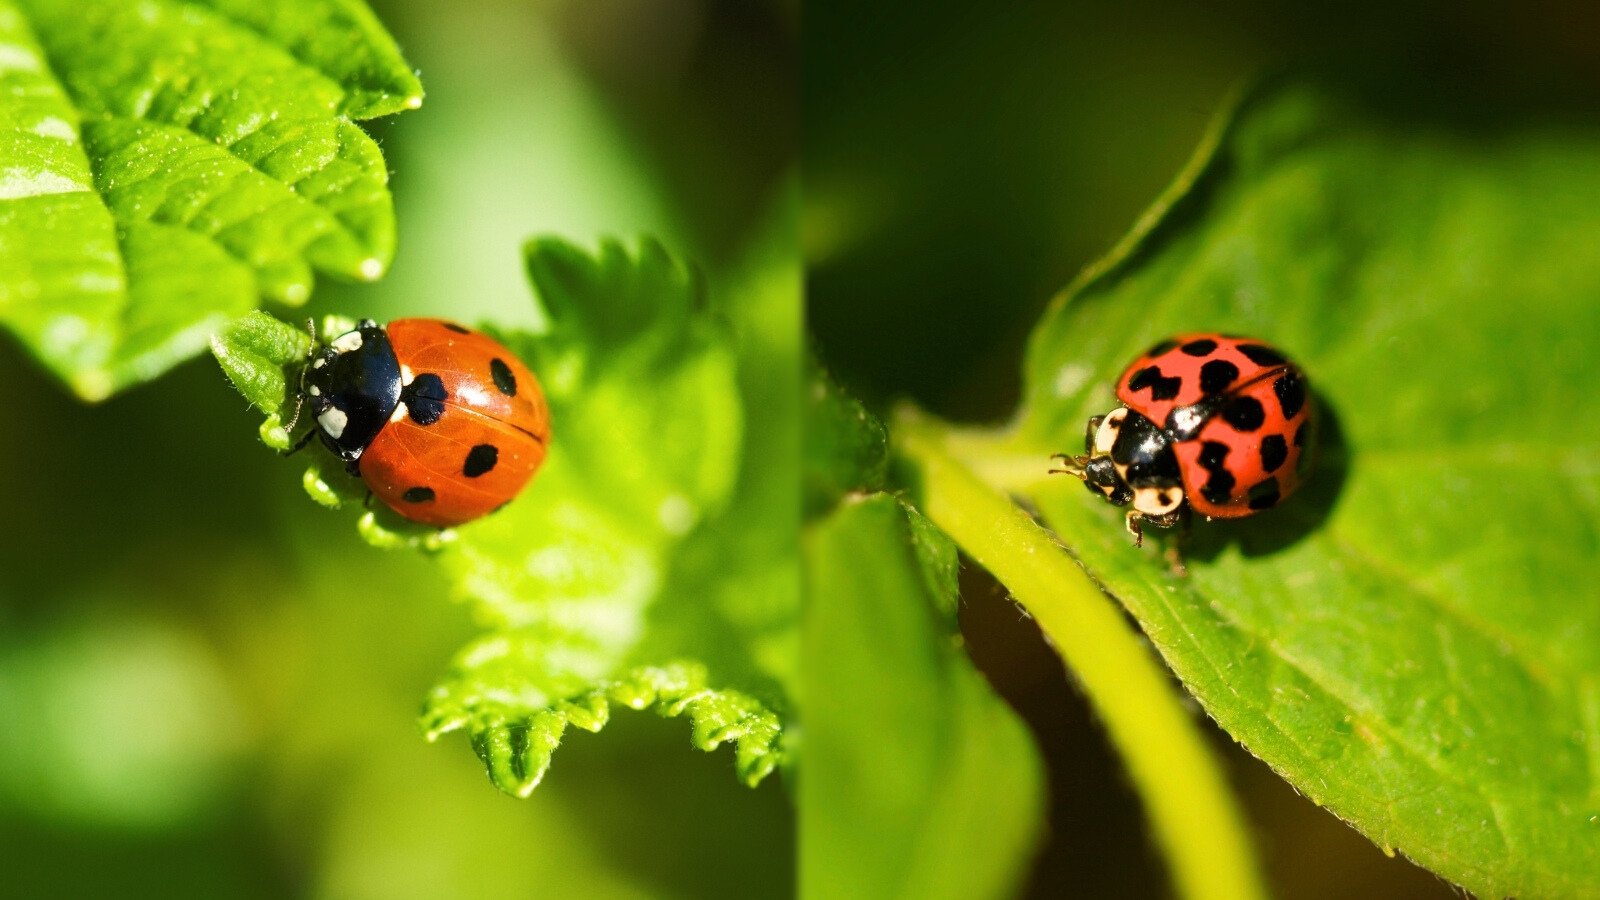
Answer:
421, 661, 785, 798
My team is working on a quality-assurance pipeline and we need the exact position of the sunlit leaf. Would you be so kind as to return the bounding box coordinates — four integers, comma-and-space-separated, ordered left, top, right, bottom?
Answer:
212, 234, 795, 794
0, 0, 419, 400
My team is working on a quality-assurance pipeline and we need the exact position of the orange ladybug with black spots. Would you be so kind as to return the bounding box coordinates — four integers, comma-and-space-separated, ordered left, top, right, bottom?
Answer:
296, 318, 550, 528
1052, 333, 1314, 545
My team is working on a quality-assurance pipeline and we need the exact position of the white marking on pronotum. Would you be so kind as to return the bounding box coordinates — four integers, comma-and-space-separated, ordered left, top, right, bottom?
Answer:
307, 385, 321, 396
399, 363, 414, 386
389, 402, 409, 423
317, 407, 349, 439
331, 330, 364, 352
1132, 485, 1183, 516
1093, 407, 1126, 456
312, 357, 327, 369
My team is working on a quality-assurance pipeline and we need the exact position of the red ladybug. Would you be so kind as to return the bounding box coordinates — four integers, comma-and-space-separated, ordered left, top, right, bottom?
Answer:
294, 318, 551, 527
1052, 333, 1313, 545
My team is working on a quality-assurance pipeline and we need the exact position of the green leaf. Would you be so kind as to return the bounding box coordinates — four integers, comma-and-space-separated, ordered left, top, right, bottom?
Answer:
802, 493, 1044, 900
209, 232, 793, 794
422, 657, 782, 796
210, 311, 311, 416
950, 79, 1600, 896
804, 352, 889, 518
0, 0, 419, 400
417, 236, 790, 795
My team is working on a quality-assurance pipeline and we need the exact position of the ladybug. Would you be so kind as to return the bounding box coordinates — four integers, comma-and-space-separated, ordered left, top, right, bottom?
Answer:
291, 318, 551, 528
1052, 333, 1313, 545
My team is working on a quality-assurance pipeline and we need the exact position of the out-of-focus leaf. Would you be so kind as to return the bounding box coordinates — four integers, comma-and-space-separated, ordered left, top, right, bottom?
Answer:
802, 494, 1043, 900
953, 79, 1600, 897
0, 0, 419, 400
804, 353, 888, 517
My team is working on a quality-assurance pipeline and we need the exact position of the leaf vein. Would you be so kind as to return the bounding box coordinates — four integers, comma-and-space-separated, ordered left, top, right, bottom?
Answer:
1325, 531, 1559, 689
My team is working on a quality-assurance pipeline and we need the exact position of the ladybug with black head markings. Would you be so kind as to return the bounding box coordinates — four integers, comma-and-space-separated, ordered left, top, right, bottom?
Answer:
293, 318, 551, 527
1052, 333, 1314, 545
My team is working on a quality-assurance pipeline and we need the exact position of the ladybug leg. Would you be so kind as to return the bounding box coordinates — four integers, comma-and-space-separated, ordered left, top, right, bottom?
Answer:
1125, 511, 1146, 548
284, 426, 319, 456
1084, 415, 1104, 453
1164, 507, 1193, 576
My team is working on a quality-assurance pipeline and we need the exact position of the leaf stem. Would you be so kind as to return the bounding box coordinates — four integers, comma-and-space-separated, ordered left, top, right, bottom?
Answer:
895, 411, 1268, 900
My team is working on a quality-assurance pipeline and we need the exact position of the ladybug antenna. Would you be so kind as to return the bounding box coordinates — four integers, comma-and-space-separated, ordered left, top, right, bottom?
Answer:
282, 318, 320, 434
1048, 453, 1087, 479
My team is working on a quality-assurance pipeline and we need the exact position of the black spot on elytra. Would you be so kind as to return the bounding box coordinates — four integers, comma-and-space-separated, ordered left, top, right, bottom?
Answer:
1181, 338, 1218, 356
1145, 339, 1178, 357
490, 358, 518, 396
464, 444, 499, 477
1259, 434, 1288, 473
443, 322, 471, 334
1237, 343, 1287, 367
1222, 396, 1265, 432
1197, 440, 1235, 505
403, 486, 435, 503
1274, 370, 1307, 418
1247, 477, 1281, 510
1199, 359, 1240, 395
404, 373, 447, 425
1127, 365, 1182, 402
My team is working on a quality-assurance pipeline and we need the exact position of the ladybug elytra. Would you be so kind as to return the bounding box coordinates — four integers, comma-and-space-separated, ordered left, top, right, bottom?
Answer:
1052, 333, 1314, 545
294, 318, 551, 527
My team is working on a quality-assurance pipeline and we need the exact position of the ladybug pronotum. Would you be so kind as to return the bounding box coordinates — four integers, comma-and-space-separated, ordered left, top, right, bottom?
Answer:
1053, 333, 1314, 545
293, 318, 551, 527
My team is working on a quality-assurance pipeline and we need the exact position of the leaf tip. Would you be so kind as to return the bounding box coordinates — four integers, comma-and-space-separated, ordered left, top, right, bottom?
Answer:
71, 369, 114, 403
260, 417, 292, 451
303, 467, 344, 509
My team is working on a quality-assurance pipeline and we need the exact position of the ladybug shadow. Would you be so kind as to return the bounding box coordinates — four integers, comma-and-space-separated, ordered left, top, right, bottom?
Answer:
1176, 389, 1348, 561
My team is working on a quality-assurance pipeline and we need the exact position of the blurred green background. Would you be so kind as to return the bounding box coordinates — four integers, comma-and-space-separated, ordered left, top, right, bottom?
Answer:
806, 0, 1599, 897
10, 0, 1600, 896
0, 1, 795, 897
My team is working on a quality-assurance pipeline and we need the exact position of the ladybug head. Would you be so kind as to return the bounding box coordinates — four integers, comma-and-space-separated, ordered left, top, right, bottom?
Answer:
1081, 455, 1132, 506
1052, 406, 1186, 519
291, 319, 403, 464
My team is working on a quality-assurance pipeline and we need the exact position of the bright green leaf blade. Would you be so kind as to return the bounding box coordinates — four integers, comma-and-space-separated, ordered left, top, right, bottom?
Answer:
983, 79, 1600, 896
802, 494, 1044, 900
184, 0, 424, 118
423, 654, 783, 797
417, 236, 785, 795
0, 0, 416, 400
215, 229, 796, 794
210, 310, 312, 415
